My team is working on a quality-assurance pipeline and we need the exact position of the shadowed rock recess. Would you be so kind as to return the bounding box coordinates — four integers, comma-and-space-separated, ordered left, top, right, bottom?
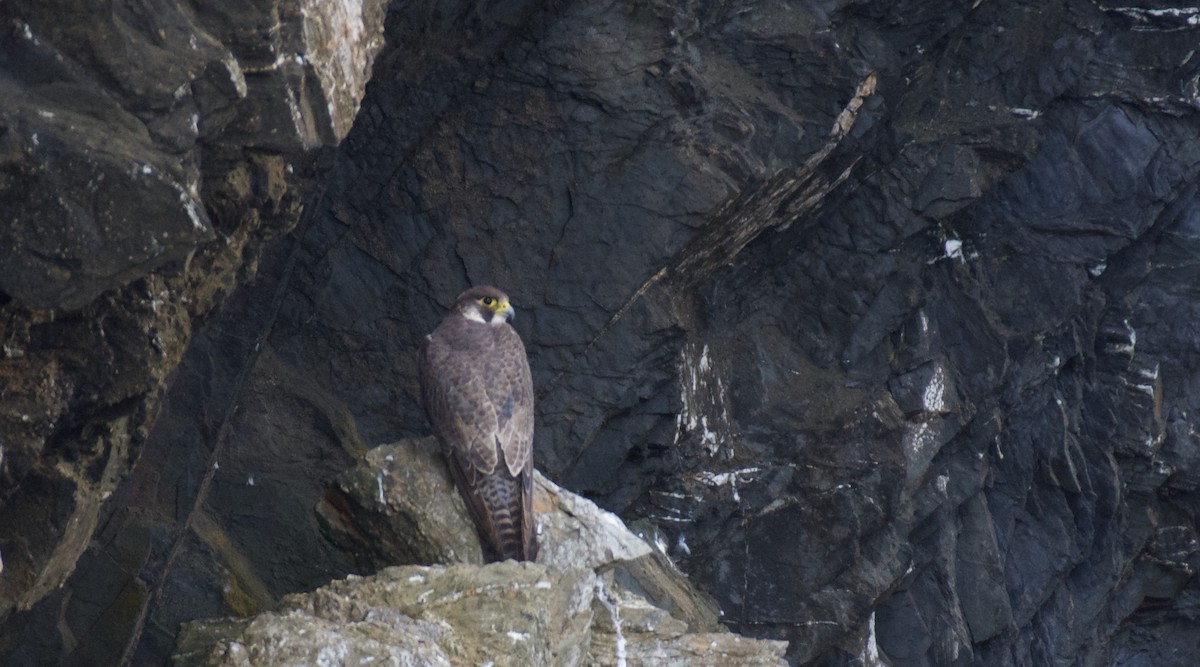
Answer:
2, 1, 1200, 666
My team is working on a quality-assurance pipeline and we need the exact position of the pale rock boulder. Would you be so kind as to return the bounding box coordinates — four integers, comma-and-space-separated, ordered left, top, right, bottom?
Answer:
176, 439, 787, 666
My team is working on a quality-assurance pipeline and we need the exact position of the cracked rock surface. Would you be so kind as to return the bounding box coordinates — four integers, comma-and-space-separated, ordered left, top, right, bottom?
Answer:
0, 0, 385, 663
177, 440, 785, 667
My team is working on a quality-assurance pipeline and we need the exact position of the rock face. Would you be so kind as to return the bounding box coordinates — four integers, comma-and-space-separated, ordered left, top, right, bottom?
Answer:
175, 562, 788, 667
175, 439, 786, 666
0, 0, 385, 663
4, 1, 1200, 666
176, 563, 598, 667
320, 438, 725, 628
318, 438, 675, 572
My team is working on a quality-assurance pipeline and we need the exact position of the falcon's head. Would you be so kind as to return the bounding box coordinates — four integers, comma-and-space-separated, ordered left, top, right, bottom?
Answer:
454, 285, 515, 325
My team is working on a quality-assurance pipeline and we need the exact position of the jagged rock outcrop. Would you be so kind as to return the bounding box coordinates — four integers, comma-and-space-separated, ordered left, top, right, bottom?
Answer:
175, 563, 598, 667
174, 439, 786, 666
318, 437, 488, 567
318, 438, 673, 571
175, 562, 789, 667
319, 438, 724, 629
0, 0, 386, 661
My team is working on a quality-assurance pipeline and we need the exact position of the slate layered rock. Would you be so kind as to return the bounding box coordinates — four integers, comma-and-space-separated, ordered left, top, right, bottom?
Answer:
149, 1, 1200, 664
318, 436, 486, 567
588, 585, 787, 667
320, 438, 723, 633
177, 440, 785, 666
175, 563, 596, 667
266, 2, 1200, 664
175, 613, 453, 667
176, 562, 789, 667
0, 0, 387, 659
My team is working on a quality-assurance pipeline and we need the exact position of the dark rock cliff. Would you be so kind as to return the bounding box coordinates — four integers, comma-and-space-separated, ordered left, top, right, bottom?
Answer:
3, 1, 1200, 665
0, 0, 387, 662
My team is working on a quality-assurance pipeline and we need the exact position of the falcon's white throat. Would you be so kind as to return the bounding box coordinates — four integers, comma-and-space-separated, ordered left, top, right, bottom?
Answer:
462, 307, 509, 325
462, 309, 489, 324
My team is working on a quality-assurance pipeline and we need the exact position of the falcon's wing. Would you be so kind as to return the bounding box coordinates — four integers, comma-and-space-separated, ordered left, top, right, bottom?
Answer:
419, 331, 500, 472
419, 324, 537, 561
489, 325, 536, 561
490, 325, 535, 479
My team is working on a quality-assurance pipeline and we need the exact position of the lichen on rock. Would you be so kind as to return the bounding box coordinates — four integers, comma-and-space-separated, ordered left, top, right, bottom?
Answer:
178, 439, 785, 666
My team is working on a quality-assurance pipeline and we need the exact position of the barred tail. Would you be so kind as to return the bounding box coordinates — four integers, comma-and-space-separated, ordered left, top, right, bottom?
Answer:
474, 469, 536, 562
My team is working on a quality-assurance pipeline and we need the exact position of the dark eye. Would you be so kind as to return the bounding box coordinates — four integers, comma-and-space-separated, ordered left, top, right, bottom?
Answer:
481, 296, 495, 306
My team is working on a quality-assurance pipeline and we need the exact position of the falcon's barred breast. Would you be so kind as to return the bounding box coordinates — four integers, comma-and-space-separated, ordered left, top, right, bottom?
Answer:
418, 285, 537, 562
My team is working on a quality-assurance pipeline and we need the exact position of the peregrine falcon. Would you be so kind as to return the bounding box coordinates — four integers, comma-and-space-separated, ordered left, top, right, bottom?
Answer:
419, 286, 538, 562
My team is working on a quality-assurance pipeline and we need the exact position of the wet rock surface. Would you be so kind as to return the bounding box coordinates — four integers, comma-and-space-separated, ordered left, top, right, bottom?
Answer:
3, 1, 1200, 665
